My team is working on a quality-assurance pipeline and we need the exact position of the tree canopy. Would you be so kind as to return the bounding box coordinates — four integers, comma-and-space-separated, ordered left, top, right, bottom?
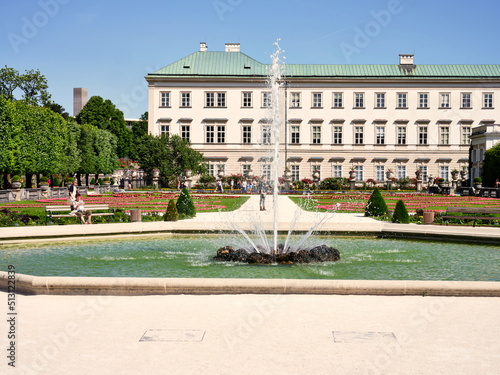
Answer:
136, 133, 207, 184
0, 66, 51, 106
482, 142, 500, 186
76, 96, 133, 158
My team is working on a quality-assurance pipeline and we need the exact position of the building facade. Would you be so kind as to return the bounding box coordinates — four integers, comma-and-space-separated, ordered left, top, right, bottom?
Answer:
146, 43, 500, 183
470, 123, 500, 180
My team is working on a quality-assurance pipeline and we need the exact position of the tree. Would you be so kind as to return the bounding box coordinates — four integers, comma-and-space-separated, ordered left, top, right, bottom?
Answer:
130, 112, 149, 160
364, 187, 388, 217
0, 66, 20, 100
176, 187, 196, 217
45, 101, 70, 120
164, 199, 178, 221
392, 199, 410, 224
135, 133, 207, 186
0, 96, 22, 187
76, 96, 133, 158
482, 142, 500, 187
18, 69, 51, 106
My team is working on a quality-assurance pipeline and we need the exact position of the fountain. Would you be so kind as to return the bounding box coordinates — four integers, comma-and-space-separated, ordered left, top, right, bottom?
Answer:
214, 41, 340, 264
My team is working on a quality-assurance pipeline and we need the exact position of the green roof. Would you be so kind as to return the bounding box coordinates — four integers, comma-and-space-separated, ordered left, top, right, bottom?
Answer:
147, 51, 500, 79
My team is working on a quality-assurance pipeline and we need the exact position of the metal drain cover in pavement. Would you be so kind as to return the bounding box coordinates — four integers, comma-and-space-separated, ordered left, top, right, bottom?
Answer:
333, 331, 397, 343
140, 329, 206, 342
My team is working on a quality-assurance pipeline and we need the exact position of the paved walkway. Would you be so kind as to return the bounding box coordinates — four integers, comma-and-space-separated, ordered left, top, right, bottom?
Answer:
1, 292, 499, 375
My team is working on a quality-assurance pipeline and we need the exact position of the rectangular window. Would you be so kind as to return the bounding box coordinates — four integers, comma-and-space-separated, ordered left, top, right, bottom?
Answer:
397, 126, 407, 145
354, 93, 364, 108
217, 92, 226, 107
376, 127, 385, 145
333, 92, 343, 108
181, 92, 191, 107
332, 165, 342, 178
262, 164, 271, 180
312, 126, 321, 144
397, 165, 406, 179
206, 125, 214, 143
375, 93, 385, 108
262, 92, 272, 108
181, 125, 190, 141
291, 165, 300, 181
440, 93, 450, 108
243, 125, 252, 144
397, 93, 407, 108
312, 93, 322, 108
160, 92, 170, 107
419, 127, 428, 145
206, 92, 215, 107
462, 126, 471, 145
483, 93, 493, 108
160, 125, 169, 135
242, 164, 252, 176
333, 126, 343, 144
262, 125, 271, 145
242, 92, 252, 107
208, 164, 215, 177
290, 92, 301, 108
291, 125, 300, 144
354, 126, 364, 144
461, 93, 471, 108
440, 127, 450, 145
440, 166, 449, 182
419, 93, 429, 108
376, 166, 385, 182
419, 166, 428, 182
355, 165, 363, 181
217, 125, 225, 143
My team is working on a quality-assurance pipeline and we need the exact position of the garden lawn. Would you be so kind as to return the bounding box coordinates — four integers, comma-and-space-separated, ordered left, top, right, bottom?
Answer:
0, 192, 250, 226
289, 193, 500, 214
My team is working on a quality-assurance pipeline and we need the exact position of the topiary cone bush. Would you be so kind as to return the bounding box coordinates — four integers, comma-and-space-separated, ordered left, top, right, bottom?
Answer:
164, 199, 178, 221
392, 199, 410, 224
176, 187, 196, 217
364, 187, 388, 217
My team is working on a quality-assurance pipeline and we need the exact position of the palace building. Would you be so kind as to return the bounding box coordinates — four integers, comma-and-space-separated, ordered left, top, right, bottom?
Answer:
146, 42, 500, 183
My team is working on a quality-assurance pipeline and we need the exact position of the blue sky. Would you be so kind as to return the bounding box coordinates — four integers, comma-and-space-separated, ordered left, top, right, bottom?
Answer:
1, 0, 499, 118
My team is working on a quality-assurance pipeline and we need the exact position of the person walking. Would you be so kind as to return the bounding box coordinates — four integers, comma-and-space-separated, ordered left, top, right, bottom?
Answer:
259, 175, 267, 211
242, 180, 247, 193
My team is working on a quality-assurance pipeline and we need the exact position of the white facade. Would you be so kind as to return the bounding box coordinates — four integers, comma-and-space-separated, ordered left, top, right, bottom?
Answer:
146, 44, 500, 183
470, 123, 500, 180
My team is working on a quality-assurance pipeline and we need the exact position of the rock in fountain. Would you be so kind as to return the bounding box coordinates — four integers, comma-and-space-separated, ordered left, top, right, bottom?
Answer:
214, 245, 340, 265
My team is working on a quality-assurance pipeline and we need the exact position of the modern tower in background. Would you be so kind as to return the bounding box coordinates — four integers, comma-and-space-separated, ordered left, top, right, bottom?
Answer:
73, 88, 88, 117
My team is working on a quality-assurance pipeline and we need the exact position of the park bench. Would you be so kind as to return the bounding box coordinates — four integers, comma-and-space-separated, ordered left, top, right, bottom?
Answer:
441, 207, 500, 227
45, 204, 116, 225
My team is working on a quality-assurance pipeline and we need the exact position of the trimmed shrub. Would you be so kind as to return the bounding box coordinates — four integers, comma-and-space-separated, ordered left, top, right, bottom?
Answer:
39, 176, 49, 183
319, 177, 347, 190
364, 187, 388, 217
474, 177, 482, 184
392, 199, 410, 224
176, 187, 196, 217
90, 178, 96, 184
164, 199, 179, 221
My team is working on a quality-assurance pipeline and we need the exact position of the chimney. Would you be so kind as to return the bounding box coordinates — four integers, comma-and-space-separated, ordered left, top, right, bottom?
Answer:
225, 43, 240, 52
200, 42, 207, 52
399, 54, 414, 65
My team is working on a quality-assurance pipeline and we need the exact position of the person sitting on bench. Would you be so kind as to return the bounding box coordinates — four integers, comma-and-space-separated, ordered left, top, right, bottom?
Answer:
74, 193, 92, 224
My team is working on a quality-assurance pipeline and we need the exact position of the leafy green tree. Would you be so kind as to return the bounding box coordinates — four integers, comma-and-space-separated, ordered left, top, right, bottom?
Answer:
0, 66, 20, 100
482, 142, 500, 187
94, 127, 118, 174
364, 187, 388, 217
392, 199, 410, 223
0, 97, 22, 187
176, 187, 196, 217
63, 119, 82, 176
77, 123, 99, 180
45, 101, 70, 120
76, 96, 133, 158
18, 69, 51, 106
136, 133, 206, 185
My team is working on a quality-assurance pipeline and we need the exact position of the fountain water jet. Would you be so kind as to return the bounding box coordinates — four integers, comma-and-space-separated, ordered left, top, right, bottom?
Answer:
215, 40, 340, 264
